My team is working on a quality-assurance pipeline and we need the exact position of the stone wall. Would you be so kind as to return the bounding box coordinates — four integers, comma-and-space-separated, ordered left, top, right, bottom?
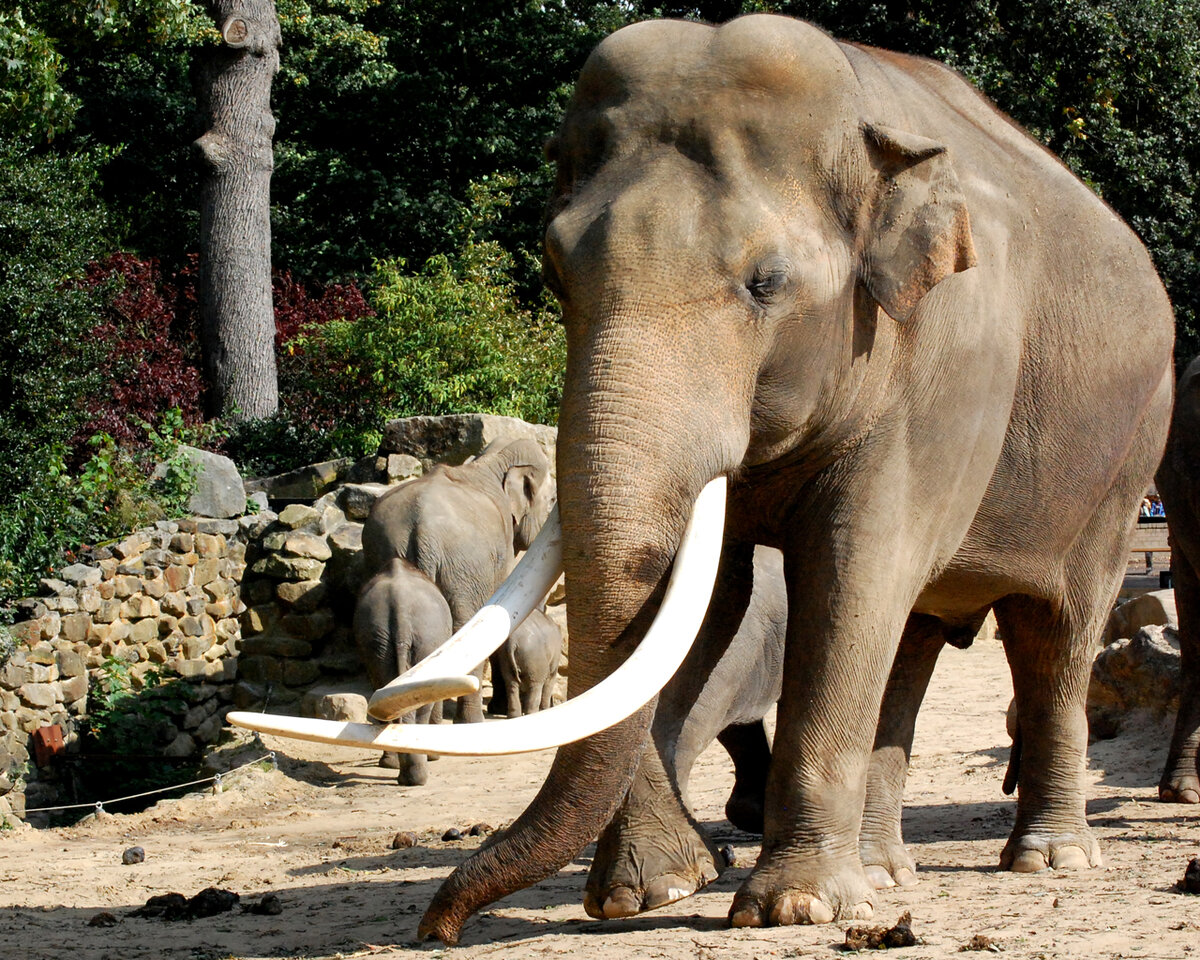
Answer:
0, 514, 270, 826
0, 413, 564, 827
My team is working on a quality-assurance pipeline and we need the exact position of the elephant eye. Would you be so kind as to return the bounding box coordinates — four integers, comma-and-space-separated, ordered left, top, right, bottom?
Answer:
746, 264, 789, 303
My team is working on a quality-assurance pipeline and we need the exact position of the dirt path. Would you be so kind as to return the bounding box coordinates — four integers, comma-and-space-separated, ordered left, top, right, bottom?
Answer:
2, 633, 1198, 960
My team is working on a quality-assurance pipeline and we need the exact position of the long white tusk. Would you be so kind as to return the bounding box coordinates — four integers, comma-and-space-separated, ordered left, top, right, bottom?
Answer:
228, 476, 726, 756
366, 504, 564, 721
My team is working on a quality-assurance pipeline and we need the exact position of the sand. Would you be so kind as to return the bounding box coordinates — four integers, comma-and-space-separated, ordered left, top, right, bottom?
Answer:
2, 630, 1198, 960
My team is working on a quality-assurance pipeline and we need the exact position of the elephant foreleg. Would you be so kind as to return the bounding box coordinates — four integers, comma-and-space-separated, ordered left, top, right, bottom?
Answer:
717, 720, 771, 834
584, 733, 723, 919
859, 613, 948, 889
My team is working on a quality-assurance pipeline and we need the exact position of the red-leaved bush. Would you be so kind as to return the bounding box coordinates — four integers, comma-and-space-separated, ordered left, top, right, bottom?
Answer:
76, 253, 206, 454
73, 253, 374, 465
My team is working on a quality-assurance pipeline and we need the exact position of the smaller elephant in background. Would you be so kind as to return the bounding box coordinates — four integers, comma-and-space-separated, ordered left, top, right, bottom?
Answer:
586, 544, 786, 918
361, 437, 556, 722
495, 607, 562, 717
353, 558, 453, 785
1157, 354, 1200, 804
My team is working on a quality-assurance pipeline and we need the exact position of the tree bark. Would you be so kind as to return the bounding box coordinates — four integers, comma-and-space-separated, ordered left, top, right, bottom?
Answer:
195, 0, 280, 421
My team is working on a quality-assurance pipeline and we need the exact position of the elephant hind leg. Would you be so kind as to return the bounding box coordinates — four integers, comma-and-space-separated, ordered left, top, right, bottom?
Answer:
717, 720, 771, 834
994, 593, 1103, 873
1160, 541, 1200, 803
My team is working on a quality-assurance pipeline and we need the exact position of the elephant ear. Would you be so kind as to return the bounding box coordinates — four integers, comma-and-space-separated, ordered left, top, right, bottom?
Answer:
859, 122, 977, 322
503, 465, 537, 523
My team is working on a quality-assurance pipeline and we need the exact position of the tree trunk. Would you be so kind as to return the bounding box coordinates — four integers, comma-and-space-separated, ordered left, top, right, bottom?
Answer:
195, 0, 280, 421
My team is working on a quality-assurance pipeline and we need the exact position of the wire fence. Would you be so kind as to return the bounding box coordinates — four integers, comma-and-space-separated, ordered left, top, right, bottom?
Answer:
23, 752, 277, 815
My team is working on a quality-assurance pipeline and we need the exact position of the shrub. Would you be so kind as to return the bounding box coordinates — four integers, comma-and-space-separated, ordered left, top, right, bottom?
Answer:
274, 177, 565, 462
75, 252, 206, 455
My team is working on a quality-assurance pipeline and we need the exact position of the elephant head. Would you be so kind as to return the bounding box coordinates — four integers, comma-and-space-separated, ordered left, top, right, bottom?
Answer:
481, 437, 556, 551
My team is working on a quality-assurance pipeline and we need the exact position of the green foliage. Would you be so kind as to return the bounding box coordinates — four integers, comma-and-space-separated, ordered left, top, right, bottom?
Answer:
0, 409, 206, 611
278, 177, 565, 459
0, 9, 76, 140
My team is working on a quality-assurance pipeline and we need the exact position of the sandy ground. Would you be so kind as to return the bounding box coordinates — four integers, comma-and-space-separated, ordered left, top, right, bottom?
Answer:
3, 621, 1199, 960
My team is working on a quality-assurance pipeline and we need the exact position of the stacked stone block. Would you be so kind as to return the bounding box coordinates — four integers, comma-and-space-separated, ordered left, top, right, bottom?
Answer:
0, 514, 269, 825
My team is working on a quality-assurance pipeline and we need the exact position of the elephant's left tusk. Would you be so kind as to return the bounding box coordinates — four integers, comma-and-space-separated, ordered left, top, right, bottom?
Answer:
366, 504, 564, 721
227, 477, 727, 756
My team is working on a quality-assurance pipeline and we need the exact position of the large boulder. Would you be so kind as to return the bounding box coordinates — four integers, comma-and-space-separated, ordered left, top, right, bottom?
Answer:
379, 414, 557, 474
158, 446, 245, 519
1087, 624, 1181, 739
1101, 589, 1177, 646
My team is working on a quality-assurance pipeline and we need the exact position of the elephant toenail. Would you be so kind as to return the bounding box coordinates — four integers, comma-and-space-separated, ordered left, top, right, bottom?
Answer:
894, 867, 919, 887
1049, 846, 1091, 871
729, 902, 764, 928
851, 901, 874, 920
1009, 850, 1050, 873
806, 899, 834, 924
602, 887, 642, 918
863, 865, 895, 889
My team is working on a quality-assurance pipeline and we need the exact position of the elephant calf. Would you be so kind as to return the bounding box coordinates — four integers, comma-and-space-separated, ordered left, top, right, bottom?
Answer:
353, 559, 453, 785
494, 608, 563, 717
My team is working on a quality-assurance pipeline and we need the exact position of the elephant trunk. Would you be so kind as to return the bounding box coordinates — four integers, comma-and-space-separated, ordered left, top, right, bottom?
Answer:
417, 706, 654, 944
418, 318, 747, 944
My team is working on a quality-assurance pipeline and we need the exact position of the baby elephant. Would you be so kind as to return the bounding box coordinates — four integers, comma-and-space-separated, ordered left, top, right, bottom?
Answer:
494, 608, 562, 717
353, 558, 452, 785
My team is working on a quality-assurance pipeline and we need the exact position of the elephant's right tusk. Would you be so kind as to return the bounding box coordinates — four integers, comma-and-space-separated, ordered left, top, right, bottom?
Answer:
228, 477, 727, 755
367, 505, 564, 721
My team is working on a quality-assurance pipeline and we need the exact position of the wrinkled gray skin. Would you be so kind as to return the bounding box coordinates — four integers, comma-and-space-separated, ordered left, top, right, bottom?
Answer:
1156, 355, 1200, 804
588, 545, 786, 917
353, 559, 452, 785
419, 16, 1174, 943
495, 607, 563, 717
362, 437, 555, 723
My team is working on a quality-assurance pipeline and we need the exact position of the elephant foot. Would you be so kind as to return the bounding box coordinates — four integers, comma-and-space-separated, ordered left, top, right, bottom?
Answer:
729, 856, 874, 927
999, 830, 1101, 872
584, 817, 722, 919
858, 839, 919, 889
378, 752, 400, 769
1158, 773, 1200, 804
725, 782, 765, 834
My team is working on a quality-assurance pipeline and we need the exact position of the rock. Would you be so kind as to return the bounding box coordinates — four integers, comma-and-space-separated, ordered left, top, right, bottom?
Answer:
250, 554, 326, 582
246, 490, 270, 512
157, 446, 245, 519
276, 579, 327, 613
379, 414, 557, 474
1102, 590, 1178, 646
387, 454, 422, 482
88, 911, 120, 927
1087, 624, 1181, 739
277, 503, 322, 530
244, 458, 353, 501
441, 827, 463, 842
59, 564, 102, 588
122, 846, 146, 865
338, 483, 391, 521
301, 689, 368, 723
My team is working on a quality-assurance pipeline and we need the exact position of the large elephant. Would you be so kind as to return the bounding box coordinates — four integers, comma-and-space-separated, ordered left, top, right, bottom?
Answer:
353, 559, 453, 784
361, 437, 555, 722
414, 15, 1174, 941
1156, 355, 1200, 803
